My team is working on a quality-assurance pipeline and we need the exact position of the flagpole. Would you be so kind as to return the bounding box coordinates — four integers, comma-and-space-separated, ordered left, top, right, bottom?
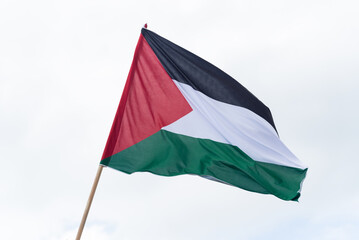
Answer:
76, 165, 104, 240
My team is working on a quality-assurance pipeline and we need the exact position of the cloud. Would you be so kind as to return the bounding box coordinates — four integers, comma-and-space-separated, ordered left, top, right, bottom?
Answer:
55, 225, 111, 240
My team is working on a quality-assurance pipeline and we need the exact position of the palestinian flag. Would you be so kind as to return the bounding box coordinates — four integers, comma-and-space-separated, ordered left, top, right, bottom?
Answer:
100, 27, 307, 201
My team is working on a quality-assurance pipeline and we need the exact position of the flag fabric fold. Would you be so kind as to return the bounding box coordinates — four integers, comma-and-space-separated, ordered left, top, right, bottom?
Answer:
101, 28, 307, 201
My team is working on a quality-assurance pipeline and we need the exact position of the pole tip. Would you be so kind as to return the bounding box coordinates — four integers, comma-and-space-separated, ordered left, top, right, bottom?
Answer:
144, 23, 148, 29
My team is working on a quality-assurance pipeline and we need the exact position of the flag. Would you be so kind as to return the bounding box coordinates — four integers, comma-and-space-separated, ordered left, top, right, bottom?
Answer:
100, 27, 307, 201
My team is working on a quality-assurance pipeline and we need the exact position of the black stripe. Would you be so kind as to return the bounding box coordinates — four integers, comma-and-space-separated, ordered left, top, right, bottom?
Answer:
141, 28, 277, 132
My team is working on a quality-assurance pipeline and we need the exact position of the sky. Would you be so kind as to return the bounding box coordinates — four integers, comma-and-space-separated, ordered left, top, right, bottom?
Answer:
1, 0, 358, 239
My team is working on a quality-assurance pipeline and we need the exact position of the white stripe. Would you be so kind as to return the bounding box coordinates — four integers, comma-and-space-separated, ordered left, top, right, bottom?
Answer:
162, 80, 306, 170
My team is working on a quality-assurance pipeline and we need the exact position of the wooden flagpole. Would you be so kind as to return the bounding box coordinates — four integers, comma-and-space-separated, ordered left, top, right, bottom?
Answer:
76, 165, 104, 240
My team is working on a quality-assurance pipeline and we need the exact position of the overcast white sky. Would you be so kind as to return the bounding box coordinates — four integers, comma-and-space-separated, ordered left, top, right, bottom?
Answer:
1, 0, 359, 239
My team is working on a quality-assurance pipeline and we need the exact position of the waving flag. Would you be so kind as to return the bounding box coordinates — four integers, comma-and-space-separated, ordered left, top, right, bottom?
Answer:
100, 27, 307, 201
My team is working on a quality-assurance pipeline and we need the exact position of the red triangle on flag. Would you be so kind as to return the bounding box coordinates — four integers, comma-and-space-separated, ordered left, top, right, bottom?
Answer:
102, 35, 192, 160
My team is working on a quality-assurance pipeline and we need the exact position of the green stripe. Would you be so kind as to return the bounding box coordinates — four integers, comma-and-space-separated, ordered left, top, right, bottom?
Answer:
101, 130, 307, 201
